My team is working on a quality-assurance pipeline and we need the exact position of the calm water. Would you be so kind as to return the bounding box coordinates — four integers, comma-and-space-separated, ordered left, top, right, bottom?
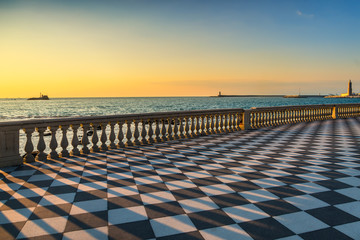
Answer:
1, 97, 360, 122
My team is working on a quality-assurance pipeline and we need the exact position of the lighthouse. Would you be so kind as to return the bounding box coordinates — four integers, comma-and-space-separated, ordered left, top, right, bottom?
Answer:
347, 79, 352, 96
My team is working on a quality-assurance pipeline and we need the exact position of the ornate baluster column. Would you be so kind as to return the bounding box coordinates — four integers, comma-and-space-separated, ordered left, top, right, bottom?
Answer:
179, 117, 185, 138
184, 116, 190, 138
167, 118, 173, 140
100, 123, 108, 151
23, 127, 35, 163
60, 125, 70, 157
161, 119, 167, 141
147, 120, 155, 143
81, 124, 90, 154
70, 124, 80, 156
109, 122, 117, 149
173, 118, 179, 139
117, 122, 125, 148
48, 125, 59, 159
200, 115, 206, 135
190, 116, 196, 137
133, 120, 141, 145
141, 120, 148, 144
90, 123, 100, 152
126, 121, 133, 146
209, 115, 214, 134
36, 127, 47, 161
154, 119, 161, 142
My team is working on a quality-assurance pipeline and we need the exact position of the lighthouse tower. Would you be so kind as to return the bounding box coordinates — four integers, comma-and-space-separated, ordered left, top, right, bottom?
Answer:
347, 79, 352, 96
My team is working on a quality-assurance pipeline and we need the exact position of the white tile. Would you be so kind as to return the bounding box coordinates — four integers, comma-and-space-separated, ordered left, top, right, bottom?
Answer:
262, 169, 290, 177
140, 191, 176, 205
216, 174, 247, 183
336, 168, 360, 176
108, 206, 148, 225
284, 194, 329, 210
107, 172, 133, 180
335, 221, 360, 239
297, 173, 329, 182
300, 165, 329, 172
8, 169, 36, 177
336, 187, 360, 200
335, 201, 360, 218
0, 208, 35, 224
134, 176, 163, 185
155, 168, 182, 175
277, 236, 303, 240
165, 180, 197, 190
130, 165, 154, 172
199, 184, 235, 196
251, 178, 286, 188
184, 171, 212, 179
178, 197, 219, 213
200, 224, 252, 240
173, 161, 197, 167
17, 216, 68, 238
63, 226, 108, 240
274, 212, 328, 234
38, 193, 76, 206
28, 173, 57, 182
223, 204, 269, 223
229, 166, 256, 174
50, 177, 81, 186
239, 189, 279, 203
107, 186, 139, 198
10, 187, 48, 199
150, 214, 197, 238
82, 169, 107, 176
291, 182, 329, 194
70, 199, 107, 215
200, 164, 225, 170
0, 182, 24, 191
77, 181, 107, 192
337, 177, 360, 187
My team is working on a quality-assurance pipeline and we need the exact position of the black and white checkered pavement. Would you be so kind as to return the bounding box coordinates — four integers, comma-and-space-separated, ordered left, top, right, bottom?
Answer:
1, 118, 360, 239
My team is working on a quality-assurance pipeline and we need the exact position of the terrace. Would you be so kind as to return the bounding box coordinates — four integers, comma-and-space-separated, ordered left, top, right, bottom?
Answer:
0, 104, 360, 239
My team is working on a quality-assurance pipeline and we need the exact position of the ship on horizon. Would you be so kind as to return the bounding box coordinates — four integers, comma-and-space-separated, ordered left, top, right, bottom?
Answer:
28, 93, 50, 100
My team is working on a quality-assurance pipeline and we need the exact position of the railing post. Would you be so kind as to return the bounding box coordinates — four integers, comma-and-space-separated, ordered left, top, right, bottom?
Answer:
240, 110, 251, 130
332, 106, 338, 119
0, 126, 22, 167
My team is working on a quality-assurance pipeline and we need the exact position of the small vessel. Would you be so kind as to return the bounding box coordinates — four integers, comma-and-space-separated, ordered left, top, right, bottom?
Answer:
28, 93, 50, 100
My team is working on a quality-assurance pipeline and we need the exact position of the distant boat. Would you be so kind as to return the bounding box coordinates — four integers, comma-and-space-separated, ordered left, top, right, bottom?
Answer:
28, 93, 50, 100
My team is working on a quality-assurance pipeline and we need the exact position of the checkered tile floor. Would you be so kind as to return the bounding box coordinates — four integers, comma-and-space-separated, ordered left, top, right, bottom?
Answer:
1, 118, 360, 240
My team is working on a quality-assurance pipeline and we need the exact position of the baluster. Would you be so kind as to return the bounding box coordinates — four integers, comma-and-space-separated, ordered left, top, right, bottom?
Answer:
155, 119, 161, 142
190, 116, 196, 137
167, 118, 173, 140
173, 118, 179, 139
230, 114, 235, 132
81, 124, 90, 154
224, 114, 229, 133
60, 125, 70, 157
48, 125, 59, 159
161, 119, 167, 141
70, 124, 80, 156
184, 117, 190, 137
179, 117, 185, 138
147, 120, 155, 143
109, 122, 116, 149
209, 115, 214, 134
218, 115, 223, 133
100, 123, 108, 151
90, 123, 100, 152
23, 127, 35, 163
35, 127, 47, 161
125, 121, 133, 146
140, 120, 148, 144
195, 116, 200, 136
133, 120, 140, 145
117, 122, 125, 148
200, 115, 206, 135
236, 113, 241, 130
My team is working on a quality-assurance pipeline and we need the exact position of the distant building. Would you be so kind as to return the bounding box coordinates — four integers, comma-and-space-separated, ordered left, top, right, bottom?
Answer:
325, 79, 360, 98
340, 80, 353, 97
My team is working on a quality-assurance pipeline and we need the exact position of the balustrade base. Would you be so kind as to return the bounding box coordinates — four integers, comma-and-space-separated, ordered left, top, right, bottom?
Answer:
0, 156, 23, 167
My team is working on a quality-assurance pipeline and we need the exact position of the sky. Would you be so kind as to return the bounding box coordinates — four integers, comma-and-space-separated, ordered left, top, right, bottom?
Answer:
0, 0, 360, 97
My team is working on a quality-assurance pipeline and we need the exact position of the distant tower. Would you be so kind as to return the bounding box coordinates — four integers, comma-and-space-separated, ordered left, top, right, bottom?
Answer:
218, 91, 221, 96
347, 79, 352, 96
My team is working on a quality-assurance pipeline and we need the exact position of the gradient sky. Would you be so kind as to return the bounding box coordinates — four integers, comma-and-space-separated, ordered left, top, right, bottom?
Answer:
1, 0, 360, 97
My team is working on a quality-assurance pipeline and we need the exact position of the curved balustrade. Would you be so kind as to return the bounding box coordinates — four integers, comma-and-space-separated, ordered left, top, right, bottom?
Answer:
1, 103, 360, 167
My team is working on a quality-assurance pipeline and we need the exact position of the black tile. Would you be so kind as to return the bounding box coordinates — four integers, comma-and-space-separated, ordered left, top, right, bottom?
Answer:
145, 202, 186, 219
209, 193, 250, 208
81, 175, 107, 182
171, 188, 207, 201
206, 168, 235, 176
132, 170, 158, 178
178, 166, 204, 172
65, 211, 108, 232
157, 231, 204, 240
239, 172, 269, 180
300, 227, 353, 240
283, 167, 311, 175
255, 199, 301, 216
188, 209, 236, 230
319, 171, 349, 179
191, 177, 223, 186
315, 180, 352, 190
267, 185, 305, 198
107, 178, 136, 187
109, 220, 155, 240
275, 175, 308, 185
160, 174, 188, 182
74, 190, 107, 202
240, 217, 294, 240
0, 196, 42, 210
46, 185, 78, 195
137, 183, 169, 194
226, 181, 262, 192
312, 191, 355, 205
0, 222, 26, 240
30, 203, 72, 220
108, 195, 143, 209
306, 206, 359, 226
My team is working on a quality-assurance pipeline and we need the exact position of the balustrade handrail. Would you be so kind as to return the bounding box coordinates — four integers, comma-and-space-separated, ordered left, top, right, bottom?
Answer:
0, 103, 360, 167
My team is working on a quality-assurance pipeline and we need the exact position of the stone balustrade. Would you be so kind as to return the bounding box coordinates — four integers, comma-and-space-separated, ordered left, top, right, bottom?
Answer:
0, 108, 244, 167
1, 103, 360, 167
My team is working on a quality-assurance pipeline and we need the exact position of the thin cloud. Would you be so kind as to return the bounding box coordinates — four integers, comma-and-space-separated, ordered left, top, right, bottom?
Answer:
296, 10, 314, 19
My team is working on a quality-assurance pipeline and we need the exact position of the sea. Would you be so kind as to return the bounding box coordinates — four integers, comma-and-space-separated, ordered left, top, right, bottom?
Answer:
1, 97, 360, 122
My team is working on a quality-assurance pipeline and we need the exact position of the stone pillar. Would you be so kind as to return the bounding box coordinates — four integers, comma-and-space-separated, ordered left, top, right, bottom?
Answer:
0, 126, 22, 167
240, 110, 251, 130
332, 106, 338, 119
